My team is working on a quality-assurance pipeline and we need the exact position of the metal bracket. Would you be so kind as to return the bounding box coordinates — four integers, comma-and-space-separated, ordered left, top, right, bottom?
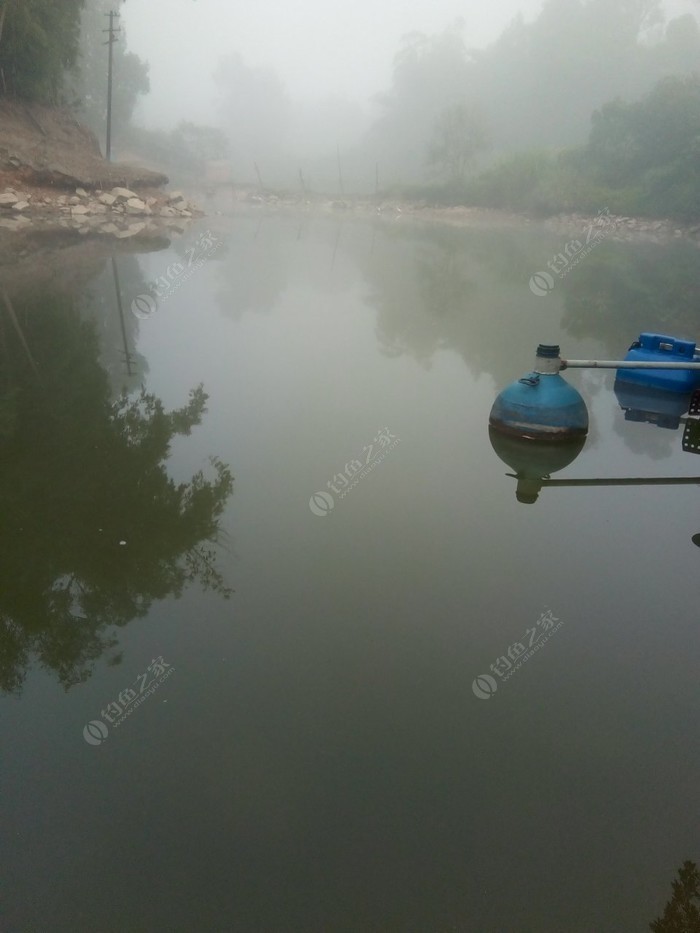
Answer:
682, 419, 700, 454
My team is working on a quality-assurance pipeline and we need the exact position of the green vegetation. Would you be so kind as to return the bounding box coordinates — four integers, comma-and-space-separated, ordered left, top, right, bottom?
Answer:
650, 861, 700, 932
0, 0, 84, 101
389, 74, 700, 222
367, 1, 700, 188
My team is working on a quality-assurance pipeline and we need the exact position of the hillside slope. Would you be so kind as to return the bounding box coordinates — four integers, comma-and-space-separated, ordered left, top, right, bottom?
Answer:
0, 101, 167, 189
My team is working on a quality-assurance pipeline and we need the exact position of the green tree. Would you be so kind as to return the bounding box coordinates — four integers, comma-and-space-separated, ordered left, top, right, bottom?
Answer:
465, 0, 693, 151
650, 861, 700, 932
427, 101, 489, 184
367, 22, 473, 183
585, 74, 700, 217
0, 0, 84, 101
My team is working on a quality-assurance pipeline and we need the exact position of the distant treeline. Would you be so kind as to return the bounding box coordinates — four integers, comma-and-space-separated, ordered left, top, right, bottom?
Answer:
392, 73, 700, 222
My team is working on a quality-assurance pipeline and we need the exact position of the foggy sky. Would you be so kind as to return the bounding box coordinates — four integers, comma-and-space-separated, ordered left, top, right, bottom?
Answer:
123, 0, 698, 130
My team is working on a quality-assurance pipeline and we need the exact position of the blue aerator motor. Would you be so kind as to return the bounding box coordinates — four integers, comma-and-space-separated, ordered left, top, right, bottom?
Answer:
616, 333, 700, 393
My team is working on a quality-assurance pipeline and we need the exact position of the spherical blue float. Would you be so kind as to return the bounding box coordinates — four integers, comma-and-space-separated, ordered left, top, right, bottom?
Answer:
489, 344, 589, 442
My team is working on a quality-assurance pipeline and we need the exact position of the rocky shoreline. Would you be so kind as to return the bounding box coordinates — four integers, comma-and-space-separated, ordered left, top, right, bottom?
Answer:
3, 177, 700, 249
214, 188, 700, 244
0, 183, 202, 239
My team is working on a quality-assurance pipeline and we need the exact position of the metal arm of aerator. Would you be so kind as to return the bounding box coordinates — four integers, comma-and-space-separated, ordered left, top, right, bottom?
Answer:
505, 475, 700, 487
561, 359, 700, 371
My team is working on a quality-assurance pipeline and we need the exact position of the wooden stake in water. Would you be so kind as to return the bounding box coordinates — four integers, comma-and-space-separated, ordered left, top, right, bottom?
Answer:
254, 161, 264, 192
336, 144, 344, 197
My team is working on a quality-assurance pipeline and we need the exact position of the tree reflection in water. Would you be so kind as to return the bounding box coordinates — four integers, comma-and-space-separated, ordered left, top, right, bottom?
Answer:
0, 280, 233, 695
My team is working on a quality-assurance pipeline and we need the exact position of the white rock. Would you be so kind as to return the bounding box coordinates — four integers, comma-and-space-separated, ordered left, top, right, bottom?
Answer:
167, 190, 184, 203
159, 206, 176, 217
71, 205, 90, 216
76, 187, 88, 198
179, 209, 192, 217
98, 193, 116, 207
126, 197, 147, 214
0, 193, 18, 207
111, 186, 138, 200
69, 195, 81, 205
90, 203, 108, 213
12, 201, 30, 212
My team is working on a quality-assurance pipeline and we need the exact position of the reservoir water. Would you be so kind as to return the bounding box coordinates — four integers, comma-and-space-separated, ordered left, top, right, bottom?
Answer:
1, 212, 698, 932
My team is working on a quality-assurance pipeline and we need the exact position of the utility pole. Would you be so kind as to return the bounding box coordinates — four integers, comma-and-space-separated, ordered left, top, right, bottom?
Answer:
103, 10, 120, 161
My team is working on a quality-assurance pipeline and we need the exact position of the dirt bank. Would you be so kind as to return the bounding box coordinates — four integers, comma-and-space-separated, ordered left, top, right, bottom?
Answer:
0, 100, 167, 190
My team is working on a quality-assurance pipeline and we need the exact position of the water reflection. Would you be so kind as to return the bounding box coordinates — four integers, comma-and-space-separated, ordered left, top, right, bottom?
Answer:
215, 216, 291, 320
0, 261, 234, 695
489, 426, 587, 503
561, 238, 700, 353
490, 418, 700, 548
3, 216, 699, 931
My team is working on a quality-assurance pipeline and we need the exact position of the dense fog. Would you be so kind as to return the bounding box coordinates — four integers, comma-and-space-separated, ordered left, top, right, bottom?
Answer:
61, 0, 699, 199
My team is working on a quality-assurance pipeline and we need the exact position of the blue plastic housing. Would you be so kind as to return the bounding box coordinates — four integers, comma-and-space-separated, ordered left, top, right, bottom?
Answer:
618, 333, 700, 393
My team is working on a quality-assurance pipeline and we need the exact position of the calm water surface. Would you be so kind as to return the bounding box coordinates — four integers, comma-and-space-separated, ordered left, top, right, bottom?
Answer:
1, 213, 698, 932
